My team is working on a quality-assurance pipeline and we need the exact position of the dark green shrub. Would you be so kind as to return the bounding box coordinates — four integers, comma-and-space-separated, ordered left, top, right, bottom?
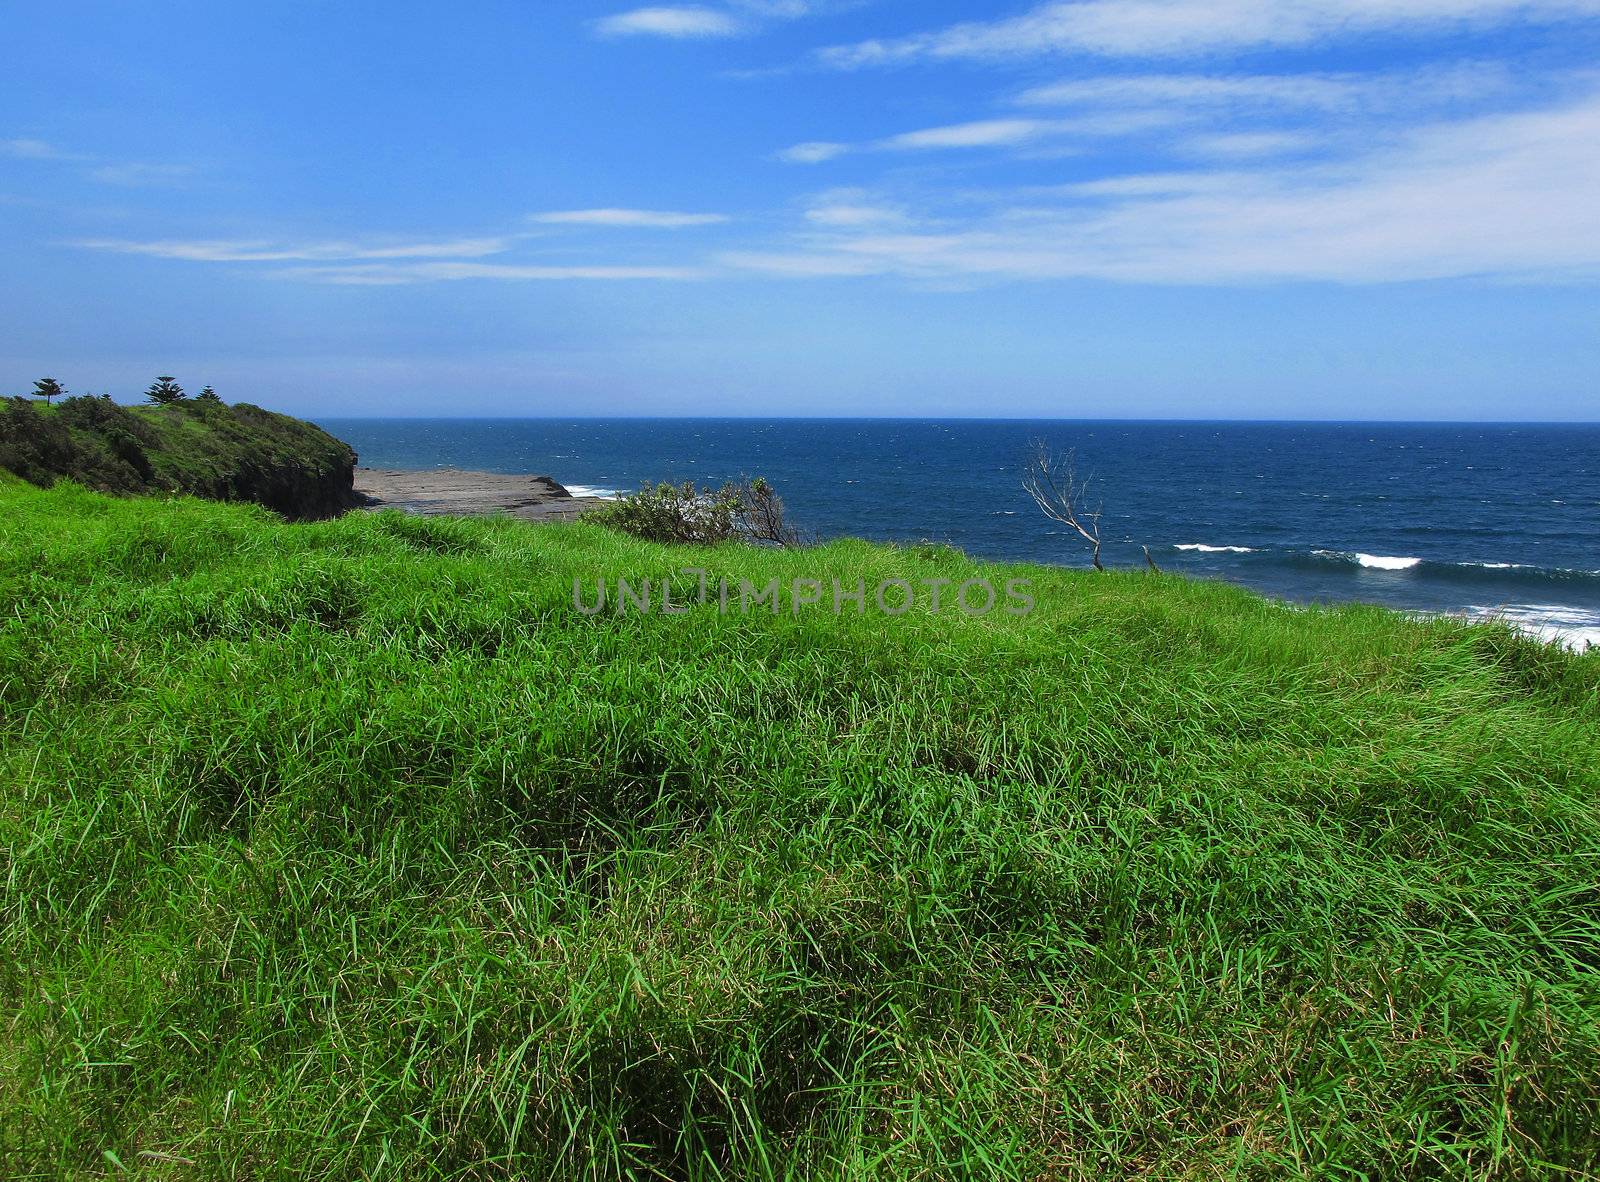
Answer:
584, 476, 799, 546
583, 479, 740, 544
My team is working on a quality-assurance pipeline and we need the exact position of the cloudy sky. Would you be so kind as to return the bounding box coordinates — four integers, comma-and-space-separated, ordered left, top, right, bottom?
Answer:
3, 0, 1598, 418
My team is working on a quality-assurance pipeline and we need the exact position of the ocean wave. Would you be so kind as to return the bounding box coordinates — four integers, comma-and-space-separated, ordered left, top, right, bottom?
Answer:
1168, 547, 1600, 590
565, 484, 621, 500
1459, 604, 1600, 652
1301, 551, 1600, 585
1313, 550, 1423, 571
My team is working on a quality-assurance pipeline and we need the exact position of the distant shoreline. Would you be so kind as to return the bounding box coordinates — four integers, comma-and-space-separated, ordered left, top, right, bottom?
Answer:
353, 466, 607, 522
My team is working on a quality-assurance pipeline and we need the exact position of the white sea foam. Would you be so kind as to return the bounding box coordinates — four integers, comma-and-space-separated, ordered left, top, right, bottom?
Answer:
565, 485, 621, 500
1174, 543, 1256, 554
1460, 604, 1600, 652
1313, 550, 1423, 571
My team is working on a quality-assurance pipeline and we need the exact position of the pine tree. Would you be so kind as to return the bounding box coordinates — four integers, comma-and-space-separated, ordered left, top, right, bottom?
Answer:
145, 376, 186, 405
196, 385, 223, 404
32, 377, 65, 405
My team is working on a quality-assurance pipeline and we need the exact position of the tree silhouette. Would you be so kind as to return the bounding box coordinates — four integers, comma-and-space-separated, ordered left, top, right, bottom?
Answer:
196, 385, 223, 404
32, 378, 65, 406
145, 376, 186, 405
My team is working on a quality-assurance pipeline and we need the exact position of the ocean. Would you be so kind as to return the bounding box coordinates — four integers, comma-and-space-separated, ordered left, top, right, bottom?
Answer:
317, 418, 1600, 648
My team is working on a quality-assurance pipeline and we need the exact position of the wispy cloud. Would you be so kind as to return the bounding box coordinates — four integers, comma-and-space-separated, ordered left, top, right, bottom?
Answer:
529, 208, 730, 227
1018, 73, 1355, 109
87, 162, 197, 188
280, 262, 711, 285
75, 211, 731, 268
882, 118, 1047, 151
1013, 64, 1519, 113
69, 222, 718, 284
1, 138, 86, 161
73, 237, 522, 262
803, 189, 909, 226
595, 6, 742, 38
735, 92, 1600, 284
57, 80, 1600, 292
595, 0, 840, 40
779, 110, 1182, 162
4, 135, 196, 187
817, 0, 1600, 65
775, 140, 851, 164
1181, 129, 1315, 158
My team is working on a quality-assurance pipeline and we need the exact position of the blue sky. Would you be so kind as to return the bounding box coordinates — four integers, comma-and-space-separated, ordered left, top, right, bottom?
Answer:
3, 0, 1599, 419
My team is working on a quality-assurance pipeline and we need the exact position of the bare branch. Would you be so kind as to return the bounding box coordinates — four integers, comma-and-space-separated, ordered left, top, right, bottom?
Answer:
1022, 439, 1105, 571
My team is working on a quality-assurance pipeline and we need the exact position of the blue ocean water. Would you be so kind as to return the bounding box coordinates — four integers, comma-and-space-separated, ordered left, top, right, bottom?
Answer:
318, 419, 1600, 645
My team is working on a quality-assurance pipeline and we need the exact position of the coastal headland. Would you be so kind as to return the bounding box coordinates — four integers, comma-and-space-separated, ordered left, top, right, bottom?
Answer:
354, 466, 605, 521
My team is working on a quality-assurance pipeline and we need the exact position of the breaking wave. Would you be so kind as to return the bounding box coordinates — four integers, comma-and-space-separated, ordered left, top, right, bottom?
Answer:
1459, 604, 1600, 652
1312, 550, 1423, 571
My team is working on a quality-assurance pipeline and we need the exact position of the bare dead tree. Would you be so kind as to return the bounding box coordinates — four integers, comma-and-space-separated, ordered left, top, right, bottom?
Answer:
1023, 440, 1105, 571
735, 476, 801, 547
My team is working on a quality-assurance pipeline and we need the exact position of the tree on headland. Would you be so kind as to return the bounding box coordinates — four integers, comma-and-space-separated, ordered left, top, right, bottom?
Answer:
32, 378, 65, 405
145, 376, 186, 405
196, 385, 223, 404
1023, 440, 1106, 572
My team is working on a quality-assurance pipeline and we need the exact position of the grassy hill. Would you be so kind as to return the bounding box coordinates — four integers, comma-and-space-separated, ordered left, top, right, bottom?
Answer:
1, 478, 1597, 1179
0, 396, 357, 519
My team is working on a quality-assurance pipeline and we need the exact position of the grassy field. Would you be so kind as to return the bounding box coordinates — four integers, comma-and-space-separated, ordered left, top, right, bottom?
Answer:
2, 476, 1598, 1179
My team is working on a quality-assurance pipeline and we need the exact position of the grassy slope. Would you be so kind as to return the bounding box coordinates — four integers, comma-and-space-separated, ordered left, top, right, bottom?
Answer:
0, 397, 357, 519
1, 478, 1597, 1180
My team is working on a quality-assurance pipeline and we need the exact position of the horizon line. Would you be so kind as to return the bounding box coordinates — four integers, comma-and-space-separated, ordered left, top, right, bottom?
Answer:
305, 413, 1600, 426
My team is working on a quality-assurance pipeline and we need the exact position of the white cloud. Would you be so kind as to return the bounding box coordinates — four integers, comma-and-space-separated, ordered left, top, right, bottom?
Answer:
775, 140, 851, 164
784, 110, 1183, 161
2, 138, 83, 161
728, 92, 1600, 284
1050, 171, 1258, 197
883, 118, 1047, 150
87, 162, 196, 187
281, 262, 710, 285
595, 0, 836, 40
1014, 64, 1517, 112
71, 229, 709, 284
1182, 130, 1315, 157
804, 190, 909, 225
1017, 73, 1364, 109
73, 237, 520, 262
595, 7, 742, 37
818, 0, 1600, 65
529, 208, 730, 227
730, 0, 820, 16
1, 137, 194, 184
57, 85, 1600, 294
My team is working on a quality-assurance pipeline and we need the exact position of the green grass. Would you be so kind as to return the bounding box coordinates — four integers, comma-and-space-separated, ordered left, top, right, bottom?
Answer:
2, 477, 1598, 1179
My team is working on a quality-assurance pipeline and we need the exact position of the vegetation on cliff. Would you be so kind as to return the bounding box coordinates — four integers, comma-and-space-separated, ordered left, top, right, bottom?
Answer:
1, 479, 1598, 1178
0, 395, 356, 519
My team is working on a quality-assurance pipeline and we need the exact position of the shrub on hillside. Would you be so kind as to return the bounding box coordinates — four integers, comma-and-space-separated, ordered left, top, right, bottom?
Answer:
0, 396, 157, 492
583, 476, 799, 546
